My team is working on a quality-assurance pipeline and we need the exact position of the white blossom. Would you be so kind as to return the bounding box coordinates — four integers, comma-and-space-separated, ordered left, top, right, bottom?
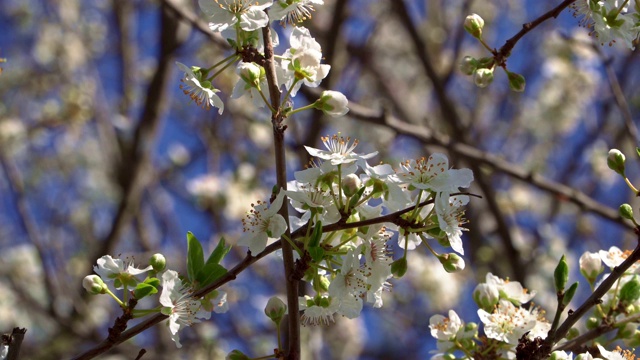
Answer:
395, 153, 473, 193
160, 270, 211, 348
176, 62, 224, 114
198, 0, 272, 32
435, 192, 469, 255
238, 191, 288, 253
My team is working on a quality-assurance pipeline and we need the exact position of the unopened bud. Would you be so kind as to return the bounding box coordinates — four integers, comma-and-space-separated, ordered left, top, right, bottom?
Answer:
83, 275, 106, 295
473, 68, 494, 88
626, 330, 640, 347
464, 14, 485, 38
237, 62, 263, 88
579, 251, 603, 283
586, 317, 599, 330
343, 174, 362, 197
313, 275, 330, 293
575, 354, 595, 360
473, 283, 499, 311
459, 56, 477, 75
549, 351, 573, 360
315, 90, 349, 117
507, 71, 526, 92
607, 149, 626, 175
566, 327, 579, 340
149, 253, 166, 272
264, 296, 287, 324
438, 253, 465, 273
620, 204, 634, 220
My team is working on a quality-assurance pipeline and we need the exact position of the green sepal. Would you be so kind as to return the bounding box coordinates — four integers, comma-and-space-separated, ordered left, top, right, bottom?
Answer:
391, 257, 408, 278
187, 231, 205, 283
196, 263, 228, 289
205, 237, 231, 266
563, 282, 579, 306
133, 282, 158, 299
348, 186, 366, 210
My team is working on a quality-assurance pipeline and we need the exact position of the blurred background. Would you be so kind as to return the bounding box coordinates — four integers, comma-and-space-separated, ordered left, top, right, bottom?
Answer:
0, 0, 639, 359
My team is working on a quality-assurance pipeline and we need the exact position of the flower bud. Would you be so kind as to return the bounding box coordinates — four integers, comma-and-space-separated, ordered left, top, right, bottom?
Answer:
83, 275, 106, 295
607, 149, 626, 175
459, 56, 477, 75
473, 68, 494, 88
586, 316, 599, 330
554, 254, 569, 292
620, 204, 635, 220
226, 349, 250, 360
149, 253, 166, 272
550, 351, 572, 360
264, 296, 287, 324
575, 353, 595, 360
464, 14, 485, 38
313, 275, 330, 293
566, 327, 579, 340
579, 251, 603, 283
391, 257, 408, 278
507, 71, 526, 92
237, 62, 263, 88
438, 253, 465, 273
342, 174, 362, 197
315, 90, 349, 117
473, 283, 499, 311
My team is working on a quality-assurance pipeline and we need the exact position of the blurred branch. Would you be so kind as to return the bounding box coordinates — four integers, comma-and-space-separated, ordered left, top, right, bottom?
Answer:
599, 50, 638, 145
91, 2, 189, 262
0, 149, 57, 316
161, 0, 230, 48
391, 0, 525, 282
326, 91, 630, 229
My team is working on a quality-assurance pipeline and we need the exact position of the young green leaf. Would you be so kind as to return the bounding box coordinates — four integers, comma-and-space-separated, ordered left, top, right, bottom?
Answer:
196, 263, 228, 288
205, 237, 231, 266
187, 231, 205, 283
134, 283, 158, 299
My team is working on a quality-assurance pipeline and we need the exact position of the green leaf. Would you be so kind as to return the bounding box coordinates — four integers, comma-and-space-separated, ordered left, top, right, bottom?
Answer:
563, 282, 579, 306
309, 246, 325, 263
196, 263, 228, 288
308, 221, 323, 248
187, 231, 205, 283
134, 283, 158, 299
143, 276, 160, 288
205, 237, 231, 266
636, 147, 640, 158
554, 255, 569, 292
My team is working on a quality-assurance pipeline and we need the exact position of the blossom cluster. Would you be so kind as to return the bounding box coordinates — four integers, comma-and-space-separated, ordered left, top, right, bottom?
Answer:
177, 0, 349, 118
238, 134, 474, 325
83, 235, 230, 348
428, 246, 640, 360
571, 0, 640, 49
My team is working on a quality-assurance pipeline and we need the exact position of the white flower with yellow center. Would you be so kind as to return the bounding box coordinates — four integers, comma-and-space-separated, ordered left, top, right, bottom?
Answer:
238, 191, 288, 253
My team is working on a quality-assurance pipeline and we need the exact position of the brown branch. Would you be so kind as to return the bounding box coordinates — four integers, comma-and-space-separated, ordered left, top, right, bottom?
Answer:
5, 327, 26, 360
71, 240, 282, 360
494, 0, 578, 66
391, 0, 526, 282
543, 229, 640, 357
261, 16, 301, 360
